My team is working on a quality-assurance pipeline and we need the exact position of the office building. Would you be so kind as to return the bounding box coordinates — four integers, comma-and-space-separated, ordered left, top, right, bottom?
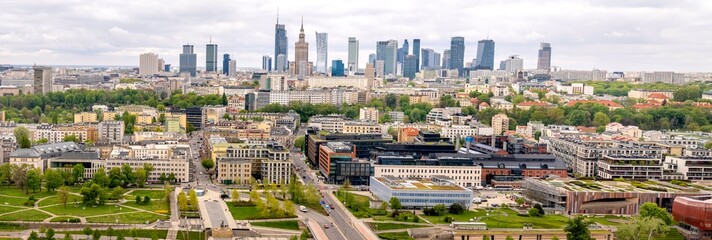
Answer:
292, 17, 310, 77
492, 113, 509, 135
179, 45, 197, 77
385, 40, 397, 75
318, 142, 371, 184
449, 37, 465, 76
347, 37, 359, 74
306, 132, 392, 166
98, 121, 124, 144
503, 55, 523, 73
222, 54, 230, 75
216, 141, 292, 184
397, 39, 409, 64
672, 196, 712, 240
262, 55, 272, 71
228, 60, 236, 77
375, 60, 385, 78
274, 17, 288, 72
185, 107, 203, 130
315, 32, 328, 73
442, 49, 451, 69
139, 53, 159, 76
412, 39, 420, 72
331, 60, 344, 77
206, 43, 218, 72
403, 55, 417, 80
368, 54, 376, 66
537, 42, 551, 71
164, 64, 171, 72
33, 66, 52, 94
475, 39, 495, 70
107, 143, 191, 182
370, 176, 473, 208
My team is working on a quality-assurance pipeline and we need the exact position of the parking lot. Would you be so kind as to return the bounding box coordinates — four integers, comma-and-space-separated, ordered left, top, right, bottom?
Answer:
470, 190, 517, 209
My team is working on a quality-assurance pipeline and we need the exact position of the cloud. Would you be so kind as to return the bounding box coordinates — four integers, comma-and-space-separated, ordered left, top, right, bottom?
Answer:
0, 0, 710, 72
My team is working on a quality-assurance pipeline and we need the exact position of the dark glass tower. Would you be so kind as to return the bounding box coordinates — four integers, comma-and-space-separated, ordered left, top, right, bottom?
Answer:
449, 37, 465, 76
412, 39, 420, 72
179, 45, 197, 77
475, 39, 495, 70
274, 17, 288, 72
206, 43, 218, 72
222, 54, 230, 75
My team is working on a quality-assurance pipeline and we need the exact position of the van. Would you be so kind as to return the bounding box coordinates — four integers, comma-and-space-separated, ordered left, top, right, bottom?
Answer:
472, 197, 482, 204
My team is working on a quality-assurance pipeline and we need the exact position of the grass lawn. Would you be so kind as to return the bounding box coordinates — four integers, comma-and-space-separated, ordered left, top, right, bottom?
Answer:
227, 204, 295, 220
419, 209, 486, 224
0, 205, 27, 214
0, 187, 56, 198
0, 209, 51, 221
335, 191, 386, 218
37, 195, 82, 207
0, 222, 27, 231
251, 220, 300, 230
85, 211, 168, 224
658, 228, 684, 240
59, 229, 168, 239
421, 208, 570, 229
367, 222, 430, 231
49, 216, 81, 223
587, 215, 631, 227
125, 190, 166, 200
176, 231, 203, 240
123, 200, 170, 214
378, 231, 414, 240
0, 195, 30, 207
41, 204, 132, 217
373, 211, 425, 223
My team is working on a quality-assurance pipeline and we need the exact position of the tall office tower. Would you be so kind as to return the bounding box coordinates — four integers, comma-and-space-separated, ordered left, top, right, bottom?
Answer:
347, 37, 359, 74
331, 60, 344, 77
32, 66, 52, 94
537, 42, 552, 71
442, 49, 451, 69
368, 54, 376, 66
294, 18, 309, 76
420, 48, 434, 69
206, 43, 218, 72
499, 61, 506, 70
504, 55, 524, 73
433, 52, 441, 69
402, 55, 417, 80
315, 32, 328, 73
397, 39, 409, 64
375, 60, 385, 78
492, 113, 509, 135
222, 54, 231, 75
262, 55, 272, 71
139, 53, 159, 76
449, 37, 465, 76
276, 54, 286, 72
365, 63, 375, 80
157, 59, 165, 72
376, 41, 388, 63
383, 40, 397, 75
475, 39, 495, 70
412, 39, 420, 72
179, 45, 197, 77
228, 60, 237, 77
164, 64, 171, 72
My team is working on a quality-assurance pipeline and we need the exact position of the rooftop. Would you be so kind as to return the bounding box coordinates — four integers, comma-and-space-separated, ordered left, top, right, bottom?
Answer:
373, 176, 468, 191
531, 178, 709, 194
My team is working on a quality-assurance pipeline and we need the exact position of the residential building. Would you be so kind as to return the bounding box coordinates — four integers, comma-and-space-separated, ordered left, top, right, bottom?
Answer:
139, 53, 159, 76
305, 77, 369, 90
628, 90, 674, 99
33, 66, 52, 94
641, 72, 684, 84
664, 149, 712, 180
359, 107, 379, 122
98, 121, 125, 144
492, 114, 509, 135
34, 124, 98, 143
370, 176, 473, 208
388, 111, 404, 122
107, 143, 190, 182
216, 141, 292, 184
74, 112, 98, 124
556, 82, 594, 95
503, 55, 523, 73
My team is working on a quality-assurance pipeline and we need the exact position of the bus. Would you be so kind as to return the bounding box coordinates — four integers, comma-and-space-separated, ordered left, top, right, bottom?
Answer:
494, 185, 513, 191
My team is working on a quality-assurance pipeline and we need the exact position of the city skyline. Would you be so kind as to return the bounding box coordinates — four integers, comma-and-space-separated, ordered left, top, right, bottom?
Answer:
1, 0, 712, 71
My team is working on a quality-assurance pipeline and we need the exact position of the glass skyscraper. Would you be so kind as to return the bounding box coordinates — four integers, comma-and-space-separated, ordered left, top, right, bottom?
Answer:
475, 39, 495, 70
274, 19, 288, 72
331, 60, 344, 77
384, 40, 397, 75
449, 37, 465, 76
222, 54, 230, 75
412, 39, 420, 72
315, 32, 328, 73
397, 39, 409, 64
537, 42, 552, 71
179, 45, 196, 77
403, 55, 417, 80
347, 37, 359, 74
206, 43, 218, 72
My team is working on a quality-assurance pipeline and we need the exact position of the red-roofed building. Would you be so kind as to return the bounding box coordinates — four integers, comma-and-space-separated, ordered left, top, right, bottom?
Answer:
565, 100, 623, 110
478, 102, 490, 110
516, 101, 554, 110
397, 127, 419, 143
633, 103, 661, 111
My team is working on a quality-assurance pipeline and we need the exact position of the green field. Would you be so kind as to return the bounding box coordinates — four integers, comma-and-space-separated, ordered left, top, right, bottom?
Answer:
123, 200, 170, 213
37, 195, 82, 207
378, 231, 414, 240
41, 204, 132, 217
0, 209, 51, 222
421, 208, 570, 229
0, 205, 27, 214
59, 229, 168, 239
587, 215, 632, 227
0, 187, 57, 199
0, 195, 30, 207
125, 190, 166, 200
85, 211, 168, 224
0, 222, 27, 231
251, 220, 300, 230
176, 231, 203, 240
228, 205, 260, 220
419, 209, 486, 224
367, 222, 429, 231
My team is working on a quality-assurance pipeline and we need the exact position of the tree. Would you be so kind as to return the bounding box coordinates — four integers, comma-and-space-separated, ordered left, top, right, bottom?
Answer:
83, 226, 93, 239
482, 235, 488, 240
164, 183, 172, 205
116, 233, 125, 240
72, 164, 85, 183
135, 168, 147, 187
44, 168, 63, 192
46, 228, 55, 240
201, 159, 215, 170
178, 191, 188, 211
284, 199, 296, 215
449, 203, 465, 214
534, 203, 545, 216
92, 230, 101, 240
26, 168, 42, 193
515, 197, 525, 206
11, 164, 29, 193
110, 186, 125, 200
143, 196, 152, 204
592, 112, 610, 127
706, 141, 712, 149
564, 215, 592, 240
615, 216, 669, 240
57, 185, 70, 207
221, 93, 228, 106
121, 164, 135, 186
342, 178, 351, 190
433, 204, 448, 216
168, 172, 176, 183
188, 189, 199, 211
28, 231, 39, 240
534, 131, 542, 140
93, 167, 109, 187
159, 172, 167, 183
551, 236, 559, 240
505, 235, 514, 240
63, 134, 79, 143
294, 136, 306, 150
80, 183, 106, 206
63, 232, 74, 240
528, 207, 543, 217
389, 197, 402, 211
639, 202, 672, 225
135, 195, 143, 204
14, 126, 31, 148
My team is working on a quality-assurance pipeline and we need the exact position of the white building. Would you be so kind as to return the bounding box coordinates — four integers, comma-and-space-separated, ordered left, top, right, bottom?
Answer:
139, 53, 159, 76
359, 107, 379, 122
441, 125, 479, 140
492, 114, 509, 135
504, 55, 523, 73
373, 165, 481, 188
556, 82, 594, 95
98, 121, 125, 144
306, 77, 370, 90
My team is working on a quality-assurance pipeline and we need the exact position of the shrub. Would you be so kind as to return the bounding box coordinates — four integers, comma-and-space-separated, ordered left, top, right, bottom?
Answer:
448, 203, 465, 214
24, 195, 37, 207
443, 216, 454, 223
143, 196, 152, 204
135, 195, 142, 204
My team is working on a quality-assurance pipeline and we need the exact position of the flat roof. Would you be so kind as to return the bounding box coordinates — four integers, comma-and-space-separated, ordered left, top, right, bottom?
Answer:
373, 176, 467, 191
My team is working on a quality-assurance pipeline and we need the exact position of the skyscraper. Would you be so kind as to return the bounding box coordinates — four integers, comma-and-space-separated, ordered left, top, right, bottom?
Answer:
292, 17, 311, 77
433, 52, 441, 69
420, 48, 434, 69
206, 43, 218, 72
228, 59, 237, 77
347, 37, 359, 74
222, 54, 231, 75
403, 55, 417, 80
368, 54, 376, 66
315, 32, 328, 73
274, 16, 288, 72
33, 66, 52, 94
537, 42, 552, 71
379, 40, 397, 75
442, 49, 451, 69
262, 55, 272, 71
449, 37, 465, 76
179, 45, 197, 77
397, 39, 409, 64
475, 39, 495, 70
331, 60, 344, 77
139, 53, 159, 76
504, 55, 524, 73
412, 39, 420, 72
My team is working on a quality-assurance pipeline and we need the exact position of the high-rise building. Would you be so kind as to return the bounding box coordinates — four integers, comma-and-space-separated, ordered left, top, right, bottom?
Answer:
397, 39, 409, 64
347, 37, 359, 74
433, 52, 441, 69
365, 63, 375, 81
222, 54, 231, 75
98, 121, 124, 144
315, 32, 328, 73
293, 17, 310, 76
359, 107, 379, 122
274, 17, 288, 72
378, 40, 397, 75
537, 42, 552, 71
475, 39, 495, 70
375, 60, 385, 78
368, 54, 376, 66
442, 49, 451, 69
331, 60, 344, 77
164, 64, 171, 72
206, 43, 218, 72
229, 60, 237, 77
421, 48, 437, 69
492, 113, 509, 135
32, 66, 52, 94
504, 55, 524, 73
262, 55, 272, 71
139, 53, 159, 76
449, 37, 465, 76
412, 39, 421, 72
179, 45, 197, 77
157, 59, 165, 72
403, 55, 417, 80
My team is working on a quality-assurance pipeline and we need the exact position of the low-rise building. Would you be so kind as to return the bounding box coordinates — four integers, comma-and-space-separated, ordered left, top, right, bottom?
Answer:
370, 176, 473, 209
216, 141, 292, 184
107, 142, 191, 182
318, 142, 371, 184
672, 195, 712, 240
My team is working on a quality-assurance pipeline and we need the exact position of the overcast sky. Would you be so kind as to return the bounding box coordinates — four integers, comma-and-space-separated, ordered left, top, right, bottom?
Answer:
1, 0, 711, 72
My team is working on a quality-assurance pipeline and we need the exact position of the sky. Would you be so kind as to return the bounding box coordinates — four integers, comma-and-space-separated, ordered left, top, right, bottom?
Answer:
1, 0, 711, 72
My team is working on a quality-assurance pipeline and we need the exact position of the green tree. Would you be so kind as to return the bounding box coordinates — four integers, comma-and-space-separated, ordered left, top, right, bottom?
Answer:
592, 112, 610, 127
528, 207, 543, 217
294, 136, 306, 150
82, 226, 93, 239
564, 215, 592, 240
44, 168, 63, 192
706, 141, 712, 149
201, 159, 215, 170
221, 93, 228, 105
63, 232, 74, 240
433, 204, 447, 216
505, 235, 514, 240
639, 202, 672, 225
121, 164, 136, 186
92, 230, 101, 240
107, 227, 114, 240
389, 197, 402, 211
46, 228, 55, 240
178, 191, 188, 211
135, 168, 147, 187
673, 85, 702, 102
72, 164, 85, 183
116, 233, 125, 240
57, 185, 70, 207
14, 126, 31, 148
108, 167, 124, 188
110, 186, 125, 200
62, 134, 79, 143
93, 167, 109, 187
448, 203, 465, 214
26, 168, 42, 193
188, 189, 198, 211
534, 131, 542, 140
551, 236, 559, 240
615, 216, 668, 240
28, 231, 39, 240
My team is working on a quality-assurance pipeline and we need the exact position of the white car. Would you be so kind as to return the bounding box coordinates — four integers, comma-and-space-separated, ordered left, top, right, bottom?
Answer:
299, 205, 308, 212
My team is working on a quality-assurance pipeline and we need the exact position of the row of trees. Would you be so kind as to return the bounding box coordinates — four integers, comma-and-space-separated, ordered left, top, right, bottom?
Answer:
28, 226, 162, 240
177, 189, 199, 211
0, 163, 85, 194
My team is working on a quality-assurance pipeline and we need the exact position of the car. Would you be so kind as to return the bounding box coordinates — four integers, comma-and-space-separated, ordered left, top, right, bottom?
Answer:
300, 205, 308, 212
323, 224, 329, 229
330, 205, 335, 209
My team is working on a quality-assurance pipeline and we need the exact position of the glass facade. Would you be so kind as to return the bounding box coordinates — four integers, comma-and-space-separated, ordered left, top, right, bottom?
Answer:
475, 39, 495, 70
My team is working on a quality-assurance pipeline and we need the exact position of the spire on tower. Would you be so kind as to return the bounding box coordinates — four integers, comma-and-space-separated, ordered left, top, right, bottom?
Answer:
277, 7, 279, 24
300, 16, 304, 30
